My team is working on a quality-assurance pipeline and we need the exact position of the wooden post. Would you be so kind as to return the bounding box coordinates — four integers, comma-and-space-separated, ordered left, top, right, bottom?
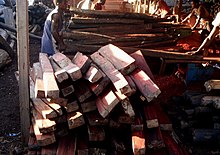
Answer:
16, 0, 30, 144
177, 0, 182, 22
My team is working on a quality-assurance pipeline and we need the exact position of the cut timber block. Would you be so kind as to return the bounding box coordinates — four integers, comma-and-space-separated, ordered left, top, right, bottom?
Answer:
67, 111, 85, 129
39, 53, 59, 98
32, 107, 56, 134
72, 51, 92, 74
113, 88, 135, 118
32, 62, 45, 98
51, 52, 72, 68
201, 96, 220, 109
63, 63, 82, 81
132, 131, 145, 155
84, 110, 109, 126
56, 134, 77, 155
96, 88, 120, 118
31, 98, 58, 119
204, 80, 220, 92
124, 75, 136, 96
130, 50, 155, 82
52, 52, 82, 81
91, 52, 132, 95
144, 103, 159, 128
89, 72, 110, 96
84, 63, 103, 83
49, 57, 69, 83
42, 98, 63, 116
130, 68, 161, 102
32, 118, 56, 147
88, 125, 105, 141
98, 44, 136, 75
80, 98, 97, 113
49, 98, 68, 108
74, 79, 93, 103
66, 100, 79, 113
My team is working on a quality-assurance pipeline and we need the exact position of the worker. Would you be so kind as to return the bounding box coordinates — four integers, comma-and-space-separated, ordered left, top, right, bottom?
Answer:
187, 11, 220, 55
181, 0, 212, 32
41, 0, 67, 56
151, 0, 170, 18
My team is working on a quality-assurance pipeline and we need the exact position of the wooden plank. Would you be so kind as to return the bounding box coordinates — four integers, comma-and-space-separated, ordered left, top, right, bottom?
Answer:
32, 107, 56, 134
73, 79, 93, 103
201, 96, 220, 108
91, 51, 132, 95
98, 44, 136, 75
17, 0, 30, 143
52, 52, 82, 81
49, 58, 69, 83
204, 80, 220, 92
84, 63, 103, 83
130, 68, 161, 102
66, 100, 79, 113
96, 88, 120, 118
67, 111, 85, 129
113, 88, 135, 118
31, 98, 58, 119
32, 118, 56, 146
80, 98, 97, 113
132, 131, 145, 155
42, 98, 63, 116
89, 72, 111, 96
130, 50, 155, 82
56, 134, 77, 155
72, 51, 92, 74
144, 103, 159, 129
39, 53, 59, 98
32, 62, 45, 98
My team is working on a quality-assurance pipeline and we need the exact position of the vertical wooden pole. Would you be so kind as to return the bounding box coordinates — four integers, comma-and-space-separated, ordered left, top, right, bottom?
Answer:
16, 0, 30, 144
177, 0, 182, 22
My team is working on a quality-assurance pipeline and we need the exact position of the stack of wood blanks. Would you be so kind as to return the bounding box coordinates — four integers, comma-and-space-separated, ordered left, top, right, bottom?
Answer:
166, 84, 220, 147
63, 9, 180, 55
28, 44, 189, 155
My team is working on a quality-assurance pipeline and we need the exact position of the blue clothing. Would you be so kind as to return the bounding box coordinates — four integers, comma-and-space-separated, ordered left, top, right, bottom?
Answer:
41, 7, 62, 56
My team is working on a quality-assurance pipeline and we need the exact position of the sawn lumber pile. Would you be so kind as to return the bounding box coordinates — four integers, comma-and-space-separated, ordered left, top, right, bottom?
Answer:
63, 9, 181, 55
28, 44, 189, 155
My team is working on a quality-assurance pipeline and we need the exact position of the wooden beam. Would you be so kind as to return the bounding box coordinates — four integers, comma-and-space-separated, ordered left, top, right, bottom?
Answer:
17, 0, 30, 144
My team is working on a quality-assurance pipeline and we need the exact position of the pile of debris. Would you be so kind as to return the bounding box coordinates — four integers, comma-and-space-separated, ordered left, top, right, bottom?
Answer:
27, 44, 189, 154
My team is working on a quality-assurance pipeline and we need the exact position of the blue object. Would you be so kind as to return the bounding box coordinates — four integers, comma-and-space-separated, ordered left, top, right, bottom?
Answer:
185, 63, 214, 84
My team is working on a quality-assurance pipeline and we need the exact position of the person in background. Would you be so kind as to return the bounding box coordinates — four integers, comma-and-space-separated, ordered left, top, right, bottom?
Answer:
93, 0, 105, 10
41, 0, 67, 56
187, 11, 220, 55
181, 0, 212, 32
151, 0, 170, 18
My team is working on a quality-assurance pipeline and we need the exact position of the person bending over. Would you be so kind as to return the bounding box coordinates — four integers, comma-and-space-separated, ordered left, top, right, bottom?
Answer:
41, 0, 67, 56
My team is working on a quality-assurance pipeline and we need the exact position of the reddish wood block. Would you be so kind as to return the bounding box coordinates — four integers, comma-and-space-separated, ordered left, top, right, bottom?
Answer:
72, 51, 92, 74
98, 44, 136, 75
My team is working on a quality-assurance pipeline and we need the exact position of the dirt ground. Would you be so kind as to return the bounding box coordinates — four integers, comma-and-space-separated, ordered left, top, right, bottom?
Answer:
0, 38, 41, 154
